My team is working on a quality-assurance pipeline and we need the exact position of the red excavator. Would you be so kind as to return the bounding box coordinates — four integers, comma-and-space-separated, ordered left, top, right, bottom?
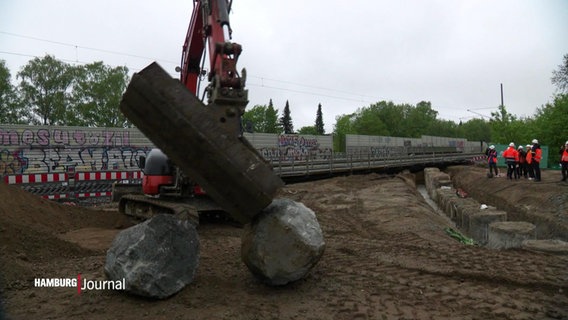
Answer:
117, 0, 282, 224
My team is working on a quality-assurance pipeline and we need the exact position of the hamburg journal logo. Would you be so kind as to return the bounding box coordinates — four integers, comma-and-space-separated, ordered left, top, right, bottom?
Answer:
34, 274, 125, 294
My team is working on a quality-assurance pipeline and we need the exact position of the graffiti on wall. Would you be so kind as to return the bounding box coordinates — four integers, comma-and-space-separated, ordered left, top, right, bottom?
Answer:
0, 128, 130, 147
257, 134, 331, 162
0, 127, 150, 175
0, 128, 335, 174
0, 145, 150, 175
0, 149, 29, 175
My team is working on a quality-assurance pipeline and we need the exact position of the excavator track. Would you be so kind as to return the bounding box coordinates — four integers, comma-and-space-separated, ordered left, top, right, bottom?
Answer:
119, 194, 217, 226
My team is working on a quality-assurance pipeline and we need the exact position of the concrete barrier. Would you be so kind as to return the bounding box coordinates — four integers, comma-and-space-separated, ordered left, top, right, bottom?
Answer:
469, 210, 508, 245
424, 168, 452, 199
454, 202, 480, 229
423, 167, 549, 249
521, 239, 568, 255
424, 167, 511, 247
487, 221, 536, 249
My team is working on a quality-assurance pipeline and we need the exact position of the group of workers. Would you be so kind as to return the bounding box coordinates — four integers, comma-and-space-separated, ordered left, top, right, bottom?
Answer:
486, 139, 568, 182
486, 139, 543, 181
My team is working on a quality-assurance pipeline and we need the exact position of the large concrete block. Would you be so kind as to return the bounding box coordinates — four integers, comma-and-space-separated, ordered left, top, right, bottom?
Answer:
468, 210, 507, 245
455, 203, 480, 229
459, 206, 481, 233
436, 188, 455, 219
424, 168, 452, 199
120, 62, 284, 223
487, 221, 536, 249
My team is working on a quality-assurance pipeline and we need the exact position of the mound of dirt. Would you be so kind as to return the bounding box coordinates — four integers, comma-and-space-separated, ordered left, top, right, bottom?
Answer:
0, 183, 129, 289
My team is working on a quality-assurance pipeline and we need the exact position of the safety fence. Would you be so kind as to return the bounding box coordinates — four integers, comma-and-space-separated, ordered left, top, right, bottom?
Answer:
2, 170, 143, 201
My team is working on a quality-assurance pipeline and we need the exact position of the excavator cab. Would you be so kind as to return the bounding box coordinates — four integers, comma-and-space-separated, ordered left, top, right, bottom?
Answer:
140, 149, 174, 196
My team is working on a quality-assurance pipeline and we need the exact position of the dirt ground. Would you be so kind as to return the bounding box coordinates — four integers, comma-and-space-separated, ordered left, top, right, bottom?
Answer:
1, 165, 567, 320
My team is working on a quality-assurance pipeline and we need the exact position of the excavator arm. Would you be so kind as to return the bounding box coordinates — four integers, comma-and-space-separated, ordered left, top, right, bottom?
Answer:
180, 0, 247, 110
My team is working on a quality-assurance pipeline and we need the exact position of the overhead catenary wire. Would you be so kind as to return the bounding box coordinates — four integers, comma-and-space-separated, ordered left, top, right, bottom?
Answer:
0, 31, 177, 65
0, 31, 385, 103
0, 30, 478, 114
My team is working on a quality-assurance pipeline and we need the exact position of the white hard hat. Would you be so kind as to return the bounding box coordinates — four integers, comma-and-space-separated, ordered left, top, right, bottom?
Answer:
526, 144, 532, 148
509, 142, 515, 147
565, 141, 568, 145
532, 139, 538, 144
489, 145, 495, 149
518, 145, 523, 149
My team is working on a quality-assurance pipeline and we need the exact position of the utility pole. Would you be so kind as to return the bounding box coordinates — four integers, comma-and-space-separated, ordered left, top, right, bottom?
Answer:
500, 83, 504, 107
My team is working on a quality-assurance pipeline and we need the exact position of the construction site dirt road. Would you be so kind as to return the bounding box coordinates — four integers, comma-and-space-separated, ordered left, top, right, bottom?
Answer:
1, 165, 567, 320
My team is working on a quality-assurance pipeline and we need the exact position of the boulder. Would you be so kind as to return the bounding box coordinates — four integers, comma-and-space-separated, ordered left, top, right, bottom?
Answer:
104, 214, 199, 299
241, 198, 325, 286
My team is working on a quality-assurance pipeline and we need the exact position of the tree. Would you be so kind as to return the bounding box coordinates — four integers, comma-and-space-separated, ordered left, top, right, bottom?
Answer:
374, 101, 406, 136
315, 103, 324, 135
280, 100, 293, 134
0, 60, 26, 124
532, 94, 568, 163
298, 126, 318, 135
428, 119, 460, 138
552, 53, 568, 93
242, 104, 268, 133
489, 105, 526, 144
333, 113, 356, 151
403, 101, 438, 138
264, 99, 281, 133
17, 55, 76, 125
458, 118, 492, 143
351, 105, 388, 136
72, 61, 130, 127
241, 99, 281, 133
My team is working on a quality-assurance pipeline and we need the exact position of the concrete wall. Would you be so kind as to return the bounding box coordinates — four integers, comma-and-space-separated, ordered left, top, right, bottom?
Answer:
346, 134, 483, 156
244, 133, 333, 162
0, 125, 153, 175
0, 124, 334, 176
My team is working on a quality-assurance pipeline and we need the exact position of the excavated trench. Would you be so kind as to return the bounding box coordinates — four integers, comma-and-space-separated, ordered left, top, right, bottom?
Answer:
416, 167, 568, 254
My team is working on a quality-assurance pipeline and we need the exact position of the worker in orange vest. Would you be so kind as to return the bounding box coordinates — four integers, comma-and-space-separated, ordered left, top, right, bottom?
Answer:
525, 144, 534, 179
502, 142, 519, 180
531, 139, 542, 182
560, 141, 568, 182
525, 144, 534, 180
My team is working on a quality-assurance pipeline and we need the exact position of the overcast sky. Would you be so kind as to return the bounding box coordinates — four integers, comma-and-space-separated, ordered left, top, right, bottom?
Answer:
1, 0, 567, 133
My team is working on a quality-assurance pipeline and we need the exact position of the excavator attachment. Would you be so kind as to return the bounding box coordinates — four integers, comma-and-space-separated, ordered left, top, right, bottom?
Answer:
120, 62, 284, 224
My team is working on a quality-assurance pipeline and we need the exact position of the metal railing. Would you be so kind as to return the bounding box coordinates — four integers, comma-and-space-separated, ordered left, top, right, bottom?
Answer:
270, 152, 481, 178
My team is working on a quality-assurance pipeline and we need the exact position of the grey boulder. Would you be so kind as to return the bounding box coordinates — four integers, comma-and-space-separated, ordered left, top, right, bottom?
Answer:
242, 198, 325, 285
104, 214, 199, 299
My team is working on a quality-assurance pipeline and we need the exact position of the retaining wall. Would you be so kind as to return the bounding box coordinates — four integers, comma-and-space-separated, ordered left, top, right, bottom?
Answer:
424, 167, 568, 253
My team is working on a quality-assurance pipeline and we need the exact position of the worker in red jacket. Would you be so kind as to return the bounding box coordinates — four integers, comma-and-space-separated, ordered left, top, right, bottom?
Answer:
502, 142, 519, 180
530, 139, 542, 182
560, 141, 568, 182
516, 145, 527, 178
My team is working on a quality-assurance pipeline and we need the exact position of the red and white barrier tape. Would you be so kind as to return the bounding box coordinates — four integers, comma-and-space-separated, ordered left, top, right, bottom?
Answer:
4, 173, 67, 184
